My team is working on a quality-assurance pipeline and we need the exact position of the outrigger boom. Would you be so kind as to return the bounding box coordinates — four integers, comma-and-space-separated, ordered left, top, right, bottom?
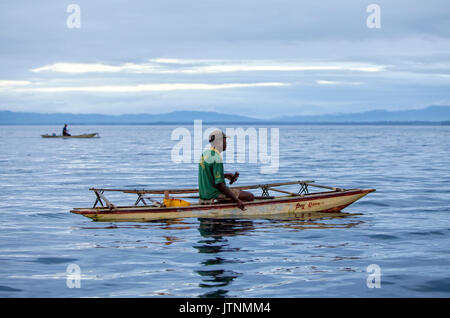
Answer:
71, 180, 375, 222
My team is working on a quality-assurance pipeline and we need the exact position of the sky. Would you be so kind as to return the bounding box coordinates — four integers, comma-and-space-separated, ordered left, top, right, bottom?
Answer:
0, 0, 450, 118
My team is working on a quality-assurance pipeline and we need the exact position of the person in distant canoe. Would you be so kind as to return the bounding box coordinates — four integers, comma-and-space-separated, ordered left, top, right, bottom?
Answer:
62, 124, 71, 136
198, 129, 254, 210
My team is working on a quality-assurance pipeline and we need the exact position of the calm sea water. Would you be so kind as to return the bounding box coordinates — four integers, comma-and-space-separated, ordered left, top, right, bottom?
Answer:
0, 124, 449, 298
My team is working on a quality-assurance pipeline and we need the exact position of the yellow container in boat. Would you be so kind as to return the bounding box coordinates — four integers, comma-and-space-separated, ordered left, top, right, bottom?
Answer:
163, 198, 191, 207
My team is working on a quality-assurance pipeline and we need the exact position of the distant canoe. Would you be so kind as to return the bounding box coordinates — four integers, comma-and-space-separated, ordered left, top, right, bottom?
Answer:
41, 133, 99, 139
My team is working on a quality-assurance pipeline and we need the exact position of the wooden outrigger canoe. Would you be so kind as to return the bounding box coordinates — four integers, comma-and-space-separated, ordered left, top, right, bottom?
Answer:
70, 181, 375, 222
41, 133, 99, 138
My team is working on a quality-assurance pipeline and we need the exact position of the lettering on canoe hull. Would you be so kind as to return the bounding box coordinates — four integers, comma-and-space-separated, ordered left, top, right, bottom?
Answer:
295, 201, 322, 210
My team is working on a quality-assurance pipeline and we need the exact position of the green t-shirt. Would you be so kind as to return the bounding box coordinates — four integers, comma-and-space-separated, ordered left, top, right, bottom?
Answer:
198, 148, 225, 200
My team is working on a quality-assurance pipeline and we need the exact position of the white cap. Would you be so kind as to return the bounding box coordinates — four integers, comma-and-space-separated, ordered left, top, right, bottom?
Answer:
209, 129, 227, 143
208, 129, 227, 152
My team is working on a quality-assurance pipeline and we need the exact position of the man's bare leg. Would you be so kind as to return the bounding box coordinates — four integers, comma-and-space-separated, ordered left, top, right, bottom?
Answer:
239, 190, 254, 201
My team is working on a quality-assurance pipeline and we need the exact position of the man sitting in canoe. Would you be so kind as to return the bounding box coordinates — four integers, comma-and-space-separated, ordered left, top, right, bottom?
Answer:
198, 129, 254, 210
62, 124, 71, 136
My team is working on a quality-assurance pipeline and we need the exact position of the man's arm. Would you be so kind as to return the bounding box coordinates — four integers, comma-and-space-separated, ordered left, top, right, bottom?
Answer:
216, 182, 245, 210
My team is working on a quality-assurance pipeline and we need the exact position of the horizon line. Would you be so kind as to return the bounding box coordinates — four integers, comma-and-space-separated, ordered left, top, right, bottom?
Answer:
1, 104, 449, 119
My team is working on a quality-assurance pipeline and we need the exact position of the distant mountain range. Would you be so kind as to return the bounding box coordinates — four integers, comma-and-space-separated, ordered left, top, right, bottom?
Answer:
1, 106, 450, 124
0, 110, 254, 124
274, 105, 450, 123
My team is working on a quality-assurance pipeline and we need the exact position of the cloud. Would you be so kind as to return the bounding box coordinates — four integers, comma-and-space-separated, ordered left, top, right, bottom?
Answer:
31, 62, 158, 74
178, 63, 385, 74
9, 82, 288, 93
149, 58, 200, 65
0, 80, 32, 87
316, 80, 363, 85
31, 59, 386, 74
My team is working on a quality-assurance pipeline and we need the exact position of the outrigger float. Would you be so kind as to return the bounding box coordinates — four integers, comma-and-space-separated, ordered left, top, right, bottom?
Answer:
71, 180, 375, 222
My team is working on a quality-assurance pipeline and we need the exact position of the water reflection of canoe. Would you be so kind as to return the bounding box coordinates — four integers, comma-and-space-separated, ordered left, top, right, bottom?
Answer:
41, 133, 99, 138
71, 180, 375, 222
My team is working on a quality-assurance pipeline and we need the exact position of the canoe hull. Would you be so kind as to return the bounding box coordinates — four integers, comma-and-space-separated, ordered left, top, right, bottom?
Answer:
71, 189, 374, 222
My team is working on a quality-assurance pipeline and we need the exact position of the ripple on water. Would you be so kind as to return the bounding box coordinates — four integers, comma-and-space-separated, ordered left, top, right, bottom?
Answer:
0, 285, 23, 292
366, 234, 399, 240
32, 257, 78, 265
407, 278, 450, 293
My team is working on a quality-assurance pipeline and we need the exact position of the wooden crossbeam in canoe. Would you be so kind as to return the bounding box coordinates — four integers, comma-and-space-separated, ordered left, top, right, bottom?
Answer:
88, 180, 351, 209
89, 180, 315, 195
88, 180, 346, 196
92, 189, 116, 209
